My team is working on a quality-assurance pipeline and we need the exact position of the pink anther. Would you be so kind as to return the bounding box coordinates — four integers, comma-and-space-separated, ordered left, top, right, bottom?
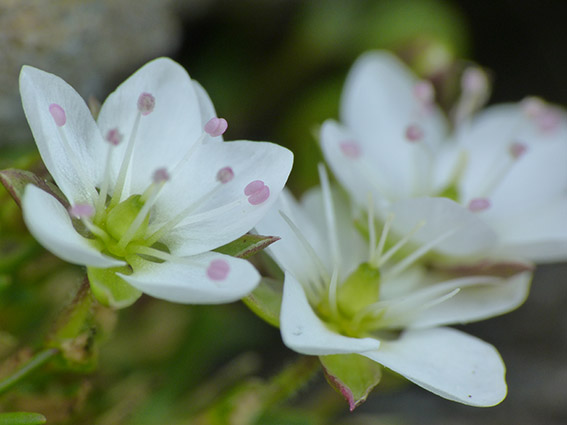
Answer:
405, 124, 424, 142
205, 117, 228, 137
414, 80, 435, 104
49, 103, 66, 127
244, 180, 270, 205
105, 128, 123, 146
153, 167, 170, 183
137, 92, 155, 116
468, 198, 491, 212
509, 141, 528, 159
462, 67, 487, 94
68, 203, 95, 218
216, 166, 234, 184
207, 259, 230, 281
339, 141, 361, 158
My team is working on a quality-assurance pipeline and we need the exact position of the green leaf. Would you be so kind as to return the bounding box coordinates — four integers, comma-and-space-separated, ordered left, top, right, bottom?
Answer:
0, 168, 67, 209
243, 277, 283, 327
319, 353, 382, 411
215, 234, 279, 259
0, 412, 46, 425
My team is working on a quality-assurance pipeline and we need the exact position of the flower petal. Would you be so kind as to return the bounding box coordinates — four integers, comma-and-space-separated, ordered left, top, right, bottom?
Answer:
159, 141, 293, 256
337, 51, 447, 200
22, 185, 124, 268
192, 81, 220, 135
119, 252, 260, 304
494, 199, 567, 262
362, 327, 507, 406
280, 273, 380, 355
19, 66, 105, 204
97, 57, 203, 198
379, 271, 532, 329
387, 197, 498, 258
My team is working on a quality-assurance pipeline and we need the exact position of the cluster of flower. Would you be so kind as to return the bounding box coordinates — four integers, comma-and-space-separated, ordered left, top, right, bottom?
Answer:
16, 52, 567, 409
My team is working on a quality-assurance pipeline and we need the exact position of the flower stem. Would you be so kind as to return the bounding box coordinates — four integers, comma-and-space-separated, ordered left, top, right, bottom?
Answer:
263, 355, 320, 406
0, 348, 58, 396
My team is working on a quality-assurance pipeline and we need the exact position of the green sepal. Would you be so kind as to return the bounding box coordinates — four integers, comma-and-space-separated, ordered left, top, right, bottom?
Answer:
337, 263, 380, 318
0, 412, 46, 425
243, 277, 283, 328
87, 265, 141, 309
215, 234, 280, 259
0, 168, 68, 209
319, 353, 382, 411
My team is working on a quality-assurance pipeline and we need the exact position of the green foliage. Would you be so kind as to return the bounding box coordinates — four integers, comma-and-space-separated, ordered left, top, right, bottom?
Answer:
0, 412, 46, 425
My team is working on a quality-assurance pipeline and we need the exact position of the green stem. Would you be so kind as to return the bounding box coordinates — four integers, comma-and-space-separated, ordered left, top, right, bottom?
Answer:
263, 355, 320, 407
0, 348, 58, 395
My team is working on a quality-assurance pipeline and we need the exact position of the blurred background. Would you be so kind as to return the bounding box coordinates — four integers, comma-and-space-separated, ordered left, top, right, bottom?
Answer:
1, 0, 566, 424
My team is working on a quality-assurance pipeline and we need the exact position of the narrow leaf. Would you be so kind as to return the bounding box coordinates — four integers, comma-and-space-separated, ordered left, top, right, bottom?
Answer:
319, 353, 382, 411
0, 168, 67, 208
215, 234, 279, 259
0, 412, 46, 425
243, 277, 283, 327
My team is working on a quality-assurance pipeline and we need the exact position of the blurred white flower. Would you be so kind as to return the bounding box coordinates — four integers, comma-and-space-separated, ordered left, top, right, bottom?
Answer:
320, 50, 567, 262
255, 165, 530, 406
19, 58, 293, 307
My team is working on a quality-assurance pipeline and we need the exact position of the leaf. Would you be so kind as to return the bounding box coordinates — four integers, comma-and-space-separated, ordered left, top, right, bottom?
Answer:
0, 168, 68, 209
0, 412, 46, 425
319, 353, 382, 411
243, 277, 283, 328
215, 234, 280, 259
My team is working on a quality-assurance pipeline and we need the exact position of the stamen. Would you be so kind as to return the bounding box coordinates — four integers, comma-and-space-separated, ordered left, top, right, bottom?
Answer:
68, 203, 94, 219
110, 93, 154, 207
318, 163, 340, 268
137, 93, 155, 116
367, 194, 377, 264
405, 124, 424, 142
461, 67, 488, 95
105, 128, 123, 146
385, 227, 458, 278
49, 104, 66, 127
340, 141, 361, 158
509, 141, 528, 159
468, 198, 491, 212
279, 210, 330, 283
216, 166, 234, 183
327, 266, 340, 319
153, 167, 170, 184
204, 117, 228, 137
244, 180, 270, 205
372, 213, 394, 267
377, 219, 426, 268
207, 259, 230, 281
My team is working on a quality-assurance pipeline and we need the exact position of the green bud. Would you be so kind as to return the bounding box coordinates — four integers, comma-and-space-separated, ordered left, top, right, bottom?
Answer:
337, 263, 380, 318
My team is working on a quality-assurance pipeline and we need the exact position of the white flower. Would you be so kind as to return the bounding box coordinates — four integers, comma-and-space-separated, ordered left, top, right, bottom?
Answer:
19, 58, 293, 307
320, 50, 567, 263
255, 166, 531, 406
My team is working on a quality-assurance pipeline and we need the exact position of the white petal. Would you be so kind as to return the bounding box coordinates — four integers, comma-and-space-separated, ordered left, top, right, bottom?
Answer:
192, 81, 219, 135
19, 66, 105, 204
160, 141, 293, 256
387, 197, 498, 258
494, 199, 567, 262
22, 185, 124, 268
320, 120, 393, 206
119, 252, 260, 304
380, 271, 532, 329
97, 58, 202, 197
280, 273, 380, 355
338, 51, 448, 199
362, 327, 507, 406
254, 189, 332, 285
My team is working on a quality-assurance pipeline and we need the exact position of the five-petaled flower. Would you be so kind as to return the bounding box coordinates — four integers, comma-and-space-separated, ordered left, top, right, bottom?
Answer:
19, 58, 293, 308
320, 51, 567, 263
255, 166, 531, 407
